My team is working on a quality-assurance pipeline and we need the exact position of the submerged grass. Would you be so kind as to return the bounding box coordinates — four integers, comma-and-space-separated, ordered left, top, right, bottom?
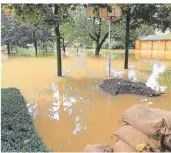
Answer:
2, 47, 135, 59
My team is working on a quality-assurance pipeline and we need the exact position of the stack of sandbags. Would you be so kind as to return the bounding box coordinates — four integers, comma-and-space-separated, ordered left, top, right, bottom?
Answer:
112, 105, 171, 152
84, 144, 112, 152
112, 125, 160, 152
111, 139, 135, 152
84, 105, 171, 152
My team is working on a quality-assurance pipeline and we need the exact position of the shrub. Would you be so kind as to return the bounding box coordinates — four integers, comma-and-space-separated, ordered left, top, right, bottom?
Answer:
1, 88, 49, 152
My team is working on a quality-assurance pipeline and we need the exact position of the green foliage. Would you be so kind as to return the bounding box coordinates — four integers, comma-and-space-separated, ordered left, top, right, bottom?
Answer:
152, 4, 171, 32
1, 88, 49, 152
60, 20, 76, 47
12, 4, 46, 28
71, 6, 108, 52
2, 4, 171, 56
1, 5, 53, 56
158, 71, 171, 87
14, 47, 43, 56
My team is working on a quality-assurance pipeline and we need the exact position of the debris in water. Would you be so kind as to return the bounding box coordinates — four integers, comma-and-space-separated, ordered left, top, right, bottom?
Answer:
99, 78, 163, 97
147, 101, 153, 106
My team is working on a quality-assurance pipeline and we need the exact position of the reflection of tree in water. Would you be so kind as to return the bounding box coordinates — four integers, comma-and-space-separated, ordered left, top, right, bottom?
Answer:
105, 66, 138, 82
27, 82, 89, 135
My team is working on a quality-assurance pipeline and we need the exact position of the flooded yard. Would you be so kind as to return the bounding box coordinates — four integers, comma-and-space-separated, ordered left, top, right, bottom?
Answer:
1, 52, 171, 151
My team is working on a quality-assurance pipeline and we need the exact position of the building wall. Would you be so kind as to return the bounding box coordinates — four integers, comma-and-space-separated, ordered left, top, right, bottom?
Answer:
135, 40, 171, 50
135, 40, 171, 60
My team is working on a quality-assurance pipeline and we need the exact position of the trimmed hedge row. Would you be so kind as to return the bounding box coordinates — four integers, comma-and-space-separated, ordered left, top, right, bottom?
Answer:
1, 88, 49, 152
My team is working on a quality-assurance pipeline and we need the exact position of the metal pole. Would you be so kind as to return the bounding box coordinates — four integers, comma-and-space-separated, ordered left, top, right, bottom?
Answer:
157, 41, 160, 60
108, 20, 111, 78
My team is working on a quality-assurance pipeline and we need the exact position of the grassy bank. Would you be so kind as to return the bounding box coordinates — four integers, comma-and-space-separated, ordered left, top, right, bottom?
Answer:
2, 46, 135, 59
1, 88, 49, 152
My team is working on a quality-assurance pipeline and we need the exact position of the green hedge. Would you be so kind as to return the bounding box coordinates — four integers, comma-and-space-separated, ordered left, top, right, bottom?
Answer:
1, 88, 49, 152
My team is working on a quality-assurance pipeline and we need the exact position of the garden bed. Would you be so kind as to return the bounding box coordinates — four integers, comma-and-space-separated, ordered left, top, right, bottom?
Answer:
99, 78, 162, 97
1, 88, 49, 152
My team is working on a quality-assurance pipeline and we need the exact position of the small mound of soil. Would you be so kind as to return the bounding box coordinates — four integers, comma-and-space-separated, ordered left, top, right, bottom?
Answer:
99, 78, 162, 97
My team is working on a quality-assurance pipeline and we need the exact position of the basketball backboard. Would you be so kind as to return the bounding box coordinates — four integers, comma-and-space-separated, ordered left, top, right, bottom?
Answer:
86, 7, 95, 17
100, 4, 122, 21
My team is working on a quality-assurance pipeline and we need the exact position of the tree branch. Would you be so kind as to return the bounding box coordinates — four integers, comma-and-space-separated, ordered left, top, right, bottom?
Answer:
82, 24, 97, 41
99, 32, 109, 47
97, 18, 102, 38
88, 32, 97, 41
64, 41, 70, 48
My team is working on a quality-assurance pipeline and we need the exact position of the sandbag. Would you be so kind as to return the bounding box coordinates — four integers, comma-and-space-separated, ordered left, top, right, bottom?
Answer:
114, 125, 160, 152
120, 105, 171, 139
84, 144, 110, 152
163, 132, 171, 151
111, 140, 135, 152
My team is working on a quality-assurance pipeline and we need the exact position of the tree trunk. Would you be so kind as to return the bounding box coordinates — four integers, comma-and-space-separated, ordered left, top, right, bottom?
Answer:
124, 6, 130, 69
95, 43, 100, 56
62, 38, 65, 53
7, 42, 10, 56
16, 46, 18, 53
94, 31, 109, 56
45, 46, 47, 53
63, 46, 66, 53
76, 47, 79, 56
55, 4, 62, 77
33, 31, 38, 56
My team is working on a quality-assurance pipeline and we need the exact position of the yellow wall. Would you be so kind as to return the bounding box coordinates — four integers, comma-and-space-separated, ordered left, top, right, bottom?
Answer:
152, 41, 165, 50
166, 41, 171, 50
141, 41, 152, 50
135, 40, 171, 60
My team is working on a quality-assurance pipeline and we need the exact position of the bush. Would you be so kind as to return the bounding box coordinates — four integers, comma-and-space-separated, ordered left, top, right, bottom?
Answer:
1, 88, 49, 152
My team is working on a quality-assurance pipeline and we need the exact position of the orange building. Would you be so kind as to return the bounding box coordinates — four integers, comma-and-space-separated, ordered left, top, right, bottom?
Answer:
135, 33, 171, 60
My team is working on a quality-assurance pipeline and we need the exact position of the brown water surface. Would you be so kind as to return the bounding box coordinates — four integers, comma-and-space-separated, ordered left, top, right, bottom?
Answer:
1, 53, 171, 151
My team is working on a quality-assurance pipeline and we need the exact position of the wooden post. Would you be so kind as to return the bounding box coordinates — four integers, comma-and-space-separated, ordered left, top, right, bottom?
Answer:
151, 41, 153, 59
164, 40, 167, 51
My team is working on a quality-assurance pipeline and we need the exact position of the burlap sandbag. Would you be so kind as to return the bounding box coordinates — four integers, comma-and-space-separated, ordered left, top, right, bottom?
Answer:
120, 105, 171, 139
84, 144, 109, 152
164, 133, 171, 151
114, 125, 160, 152
111, 140, 135, 152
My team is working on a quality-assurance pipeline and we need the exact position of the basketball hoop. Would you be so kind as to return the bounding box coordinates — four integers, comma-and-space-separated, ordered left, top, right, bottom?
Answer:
99, 4, 122, 77
4, 9, 11, 15
86, 4, 122, 78
100, 4, 122, 21
86, 7, 95, 17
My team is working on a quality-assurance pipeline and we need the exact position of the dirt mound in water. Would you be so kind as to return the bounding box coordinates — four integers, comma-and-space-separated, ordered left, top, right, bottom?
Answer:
99, 78, 162, 97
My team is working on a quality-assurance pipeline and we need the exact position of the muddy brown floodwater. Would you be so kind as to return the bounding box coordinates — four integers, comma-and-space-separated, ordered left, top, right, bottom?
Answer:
1, 52, 171, 152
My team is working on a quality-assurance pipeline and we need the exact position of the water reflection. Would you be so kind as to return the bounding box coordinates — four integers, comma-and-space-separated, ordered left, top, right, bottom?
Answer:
105, 66, 138, 82
128, 65, 138, 82
72, 116, 87, 135
2, 54, 171, 152
146, 63, 167, 92
28, 82, 89, 136
1, 54, 8, 67
62, 69, 72, 76
27, 102, 38, 119
63, 96, 77, 115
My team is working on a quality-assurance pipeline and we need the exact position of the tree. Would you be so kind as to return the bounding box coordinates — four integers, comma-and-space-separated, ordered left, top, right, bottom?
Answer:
12, 4, 49, 56
43, 4, 77, 76
120, 4, 162, 69
1, 11, 15, 55
152, 4, 171, 32
1, 10, 34, 55
60, 20, 76, 54
1, 7, 53, 56
72, 5, 109, 56
10, 4, 75, 76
